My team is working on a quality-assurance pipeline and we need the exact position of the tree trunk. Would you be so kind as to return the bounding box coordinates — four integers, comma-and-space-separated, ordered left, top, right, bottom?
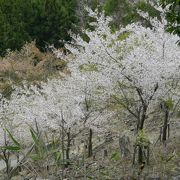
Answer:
146, 146, 150, 165
136, 117, 141, 133
139, 105, 147, 130
138, 146, 143, 164
138, 106, 147, 164
162, 109, 169, 142
66, 129, 71, 165
61, 119, 65, 179
140, 116, 145, 130
133, 145, 137, 164
88, 128, 93, 157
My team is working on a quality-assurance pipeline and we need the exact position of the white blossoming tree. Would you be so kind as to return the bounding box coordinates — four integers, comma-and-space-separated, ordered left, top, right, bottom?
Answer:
65, 7, 180, 135
0, 69, 113, 164
64, 7, 180, 164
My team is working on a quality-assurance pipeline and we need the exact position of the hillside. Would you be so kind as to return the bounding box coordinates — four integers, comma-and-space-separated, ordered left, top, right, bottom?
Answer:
0, 42, 68, 98
0, 1, 179, 180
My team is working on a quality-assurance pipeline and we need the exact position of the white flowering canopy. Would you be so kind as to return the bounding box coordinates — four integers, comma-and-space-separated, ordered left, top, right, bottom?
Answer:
0, 6, 180, 144
0, 74, 110, 145
66, 7, 180, 105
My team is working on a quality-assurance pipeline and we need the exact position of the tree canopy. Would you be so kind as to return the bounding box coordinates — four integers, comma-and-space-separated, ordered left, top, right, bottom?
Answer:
0, 0, 77, 56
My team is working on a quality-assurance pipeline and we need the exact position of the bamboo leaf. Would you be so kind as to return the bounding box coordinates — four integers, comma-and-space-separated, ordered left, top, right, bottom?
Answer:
5, 128, 20, 147
30, 128, 39, 144
0, 146, 21, 151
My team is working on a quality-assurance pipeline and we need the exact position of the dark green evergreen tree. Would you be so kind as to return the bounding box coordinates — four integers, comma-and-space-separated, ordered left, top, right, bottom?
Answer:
0, 0, 31, 55
0, 0, 77, 56
27, 0, 78, 50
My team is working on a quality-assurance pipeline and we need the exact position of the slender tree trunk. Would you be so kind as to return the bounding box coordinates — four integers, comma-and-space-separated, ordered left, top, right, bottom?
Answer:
162, 109, 169, 142
133, 145, 137, 164
66, 129, 71, 166
139, 105, 147, 130
136, 117, 140, 133
138, 146, 143, 164
4, 154, 10, 176
61, 119, 65, 179
140, 116, 145, 130
146, 146, 150, 165
138, 106, 147, 164
88, 128, 93, 157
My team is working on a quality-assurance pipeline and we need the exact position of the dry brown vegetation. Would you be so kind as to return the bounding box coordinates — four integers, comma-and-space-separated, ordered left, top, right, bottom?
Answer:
0, 42, 68, 97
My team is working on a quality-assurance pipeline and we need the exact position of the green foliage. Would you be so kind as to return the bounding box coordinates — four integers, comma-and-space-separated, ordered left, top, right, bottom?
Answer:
0, 0, 31, 56
117, 32, 131, 41
164, 99, 174, 109
135, 1, 160, 18
103, 0, 160, 29
30, 128, 39, 145
46, 137, 62, 166
29, 127, 63, 166
29, 127, 47, 161
0, 129, 21, 151
160, 0, 180, 37
111, 150, 120, 161
91, 0, 101, 11
103, 0, 119, 15
104, 0, 138, 28
0, 0, 78, 56
1, 146, 21, 151
136, 129, 150, 147
79, 63, 98, 72
5, 129, 20, 147
51, 147, 61, 165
